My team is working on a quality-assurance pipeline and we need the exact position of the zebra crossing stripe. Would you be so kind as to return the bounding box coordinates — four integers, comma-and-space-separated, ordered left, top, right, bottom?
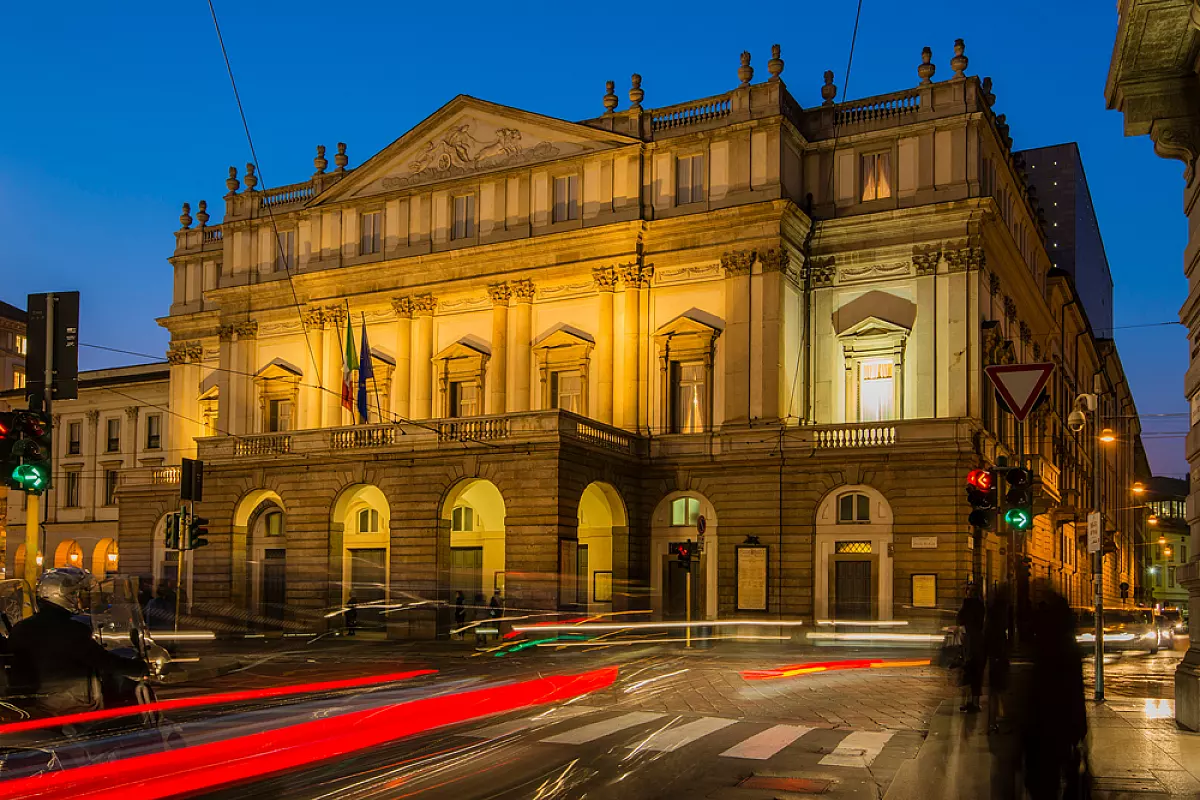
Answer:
818, 730, 894, 767
630, 717, 737, 753
720, 724, 814, 760
540, 711, 664, 745
465, 705, 596, 739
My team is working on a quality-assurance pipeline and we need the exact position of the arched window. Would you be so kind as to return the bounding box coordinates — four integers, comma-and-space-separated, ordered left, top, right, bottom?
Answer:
671, 497, 700, 527
357, 508, 380, 534
838, 492, 871, 523
265, 510, 284, 537
451, 504, 477, 532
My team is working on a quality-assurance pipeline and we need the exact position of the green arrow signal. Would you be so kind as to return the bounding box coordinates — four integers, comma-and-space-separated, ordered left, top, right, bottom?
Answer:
12, 463, 47, 491
1004, 508, 1031, 531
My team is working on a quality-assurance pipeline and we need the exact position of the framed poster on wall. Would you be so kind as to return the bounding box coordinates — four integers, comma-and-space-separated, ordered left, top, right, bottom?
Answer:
736, 545, 769, 612
912, 574, 937, 608
494, 571, 505, 594
594, 571, 613, 603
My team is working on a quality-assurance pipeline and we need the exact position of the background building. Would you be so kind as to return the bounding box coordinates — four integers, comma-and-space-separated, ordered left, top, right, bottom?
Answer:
0, 301, 26, 393
1145, 475, 1190, 612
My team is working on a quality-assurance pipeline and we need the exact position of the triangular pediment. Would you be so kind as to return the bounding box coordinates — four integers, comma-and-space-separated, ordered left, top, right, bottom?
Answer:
318, 96, 640, 202
534, 324, 595, 350
840, 315, 911, 339
254, 359, 303, 380
654, 309, 725, 338
433, 338, 490, 362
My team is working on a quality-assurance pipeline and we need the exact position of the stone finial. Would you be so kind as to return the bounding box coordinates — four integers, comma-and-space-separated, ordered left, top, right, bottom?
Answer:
179, 202, 193, 229
821, 70, 838, 105
225, 166, 240, 194
196, 200, 210, 228
768, 44, 784, 83
918, 47, 936, 84
603, 80, 618, 113
243, 163, 258, 191
951, 38, 968, 79
629, 74, 644, 110
738, 51, 754, 86
314, 145, 328, 175
334, 142, 349, 171
981, 76, 996, 106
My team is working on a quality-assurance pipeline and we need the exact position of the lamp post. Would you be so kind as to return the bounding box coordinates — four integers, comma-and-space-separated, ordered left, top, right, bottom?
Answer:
1072, 381, 1108, 701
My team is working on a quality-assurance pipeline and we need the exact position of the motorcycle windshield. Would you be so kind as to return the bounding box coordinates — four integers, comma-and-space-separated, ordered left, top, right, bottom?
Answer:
89, 575, 147, 650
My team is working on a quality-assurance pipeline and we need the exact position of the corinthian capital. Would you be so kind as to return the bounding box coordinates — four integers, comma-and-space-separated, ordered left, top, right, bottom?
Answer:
391, 297, 414, 318
511, 279, 536, 302
592, 266, 617, 292
412, 294, 437, 315
488, 282, 513, 305
720, 249, 756, 277
617, 262, 653, 288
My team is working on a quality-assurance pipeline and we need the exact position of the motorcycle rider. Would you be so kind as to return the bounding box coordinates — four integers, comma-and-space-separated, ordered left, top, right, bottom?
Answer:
7, 567, 147, 717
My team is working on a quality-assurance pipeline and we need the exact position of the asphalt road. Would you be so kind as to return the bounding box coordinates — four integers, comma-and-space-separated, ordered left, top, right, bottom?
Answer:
1083, 635, 1188, 700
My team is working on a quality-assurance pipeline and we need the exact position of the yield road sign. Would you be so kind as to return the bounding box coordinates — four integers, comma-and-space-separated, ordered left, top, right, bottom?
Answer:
985, 363, 1055, 422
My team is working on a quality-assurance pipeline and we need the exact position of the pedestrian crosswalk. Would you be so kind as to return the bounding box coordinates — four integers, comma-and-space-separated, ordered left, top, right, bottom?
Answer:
456, 705, 902, 769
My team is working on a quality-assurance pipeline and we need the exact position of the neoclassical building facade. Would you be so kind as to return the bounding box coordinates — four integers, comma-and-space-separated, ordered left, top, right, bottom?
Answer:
113, 42, 1144, 637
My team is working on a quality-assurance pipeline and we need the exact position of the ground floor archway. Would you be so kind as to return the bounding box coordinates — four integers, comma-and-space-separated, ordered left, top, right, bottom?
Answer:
650, 491, 718, 620
814, 485, 894, 620
576, 482, 625, 612
441, 479, 506, 614
93, 538, 119, 579
332, 484, 391, 635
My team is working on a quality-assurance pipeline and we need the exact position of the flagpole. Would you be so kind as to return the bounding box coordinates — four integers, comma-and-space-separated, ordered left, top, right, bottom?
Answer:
363, 312, 386, 424
342, 300, 354, 427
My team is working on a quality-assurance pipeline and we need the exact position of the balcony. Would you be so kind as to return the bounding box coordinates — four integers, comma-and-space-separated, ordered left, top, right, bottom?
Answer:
120, 465, 181, 490
1029, 455, 1062, 502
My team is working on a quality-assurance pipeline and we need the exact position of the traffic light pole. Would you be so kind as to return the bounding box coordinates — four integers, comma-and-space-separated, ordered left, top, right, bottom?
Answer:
22, 296, 55, 611
685, 564, 692, 649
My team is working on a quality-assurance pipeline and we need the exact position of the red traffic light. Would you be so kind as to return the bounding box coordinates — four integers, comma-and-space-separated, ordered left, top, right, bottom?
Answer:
967, 469, 994, 491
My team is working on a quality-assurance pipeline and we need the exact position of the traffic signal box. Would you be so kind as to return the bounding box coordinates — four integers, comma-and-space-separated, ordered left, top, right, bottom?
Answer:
0, 410, 53, 494
188, 514, 210, 550
966, 469, 997, 530
671, 541, 697, 563
1004, 468, 1033, 532
164, 511, 182, 550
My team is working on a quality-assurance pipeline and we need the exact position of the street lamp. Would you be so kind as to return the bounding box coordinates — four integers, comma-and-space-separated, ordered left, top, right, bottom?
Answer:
1100, 428, 1117, 443
1149, 514, 1160, 526
1159, 536, 1168, 545
1133, 482, 1146, 495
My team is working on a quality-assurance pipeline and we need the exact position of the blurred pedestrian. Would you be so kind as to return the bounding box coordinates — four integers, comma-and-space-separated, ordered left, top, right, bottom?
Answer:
144, 585, 175, 631
454, 591, 466, 638
956, 583, 986, 713
985, 583, 1012, 732
345, 597, 358, 637
1020, 589, 1088, 800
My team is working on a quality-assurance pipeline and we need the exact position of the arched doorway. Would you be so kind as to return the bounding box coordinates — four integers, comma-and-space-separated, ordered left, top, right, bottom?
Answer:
232, 489, 285, 618
814, 485, 894, 620
93, 538, 119, 578
441, 479, 506, 611
152, 513, 180, 593
650, 492, 718, 620
54, 539, 84, 569
577, 483, 625, 612
332, 485, 390, 634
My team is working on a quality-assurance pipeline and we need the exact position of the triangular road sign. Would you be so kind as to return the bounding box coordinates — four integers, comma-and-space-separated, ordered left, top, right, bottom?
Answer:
985, 363, 1055, 422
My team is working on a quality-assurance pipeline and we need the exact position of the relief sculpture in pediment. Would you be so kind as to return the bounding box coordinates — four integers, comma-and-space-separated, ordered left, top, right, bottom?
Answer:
383, 120, 561, 189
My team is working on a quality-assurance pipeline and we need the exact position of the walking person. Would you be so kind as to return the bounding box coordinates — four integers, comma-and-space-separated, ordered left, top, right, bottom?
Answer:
472, 593, 487, 646
345, 597, 358, 637
956, 583, 986, 713
985, 583, 1012, 732
453, 591, 466, 639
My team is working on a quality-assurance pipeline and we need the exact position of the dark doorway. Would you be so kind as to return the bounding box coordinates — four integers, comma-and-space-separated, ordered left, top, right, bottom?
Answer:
262, 549, 286, 622
349, 548, 387, 632
450, 547, 483, 601
834, 560, 872, 619
663, 558, 701, 621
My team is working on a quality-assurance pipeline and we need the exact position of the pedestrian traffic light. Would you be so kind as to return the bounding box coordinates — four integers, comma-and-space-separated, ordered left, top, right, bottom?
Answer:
164, 512, 181, 550
671, 541, 696, 563
966, 468, 997, 529
188, 514, 210, 550
0, 410, 53, 494
1004, 467, 1033, 531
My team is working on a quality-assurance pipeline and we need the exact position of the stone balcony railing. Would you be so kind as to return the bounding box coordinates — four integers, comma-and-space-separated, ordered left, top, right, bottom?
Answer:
119, 465, 181, 489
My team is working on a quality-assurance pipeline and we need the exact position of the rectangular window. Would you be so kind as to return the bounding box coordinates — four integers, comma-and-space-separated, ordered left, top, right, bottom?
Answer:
145, 414, 162, 450
15, 334, 27, 355
550, 370, 583, 414
449, 382, 479, 418
104, 469, 119, 506
64, 471, 81, 508
1169, 566, 1177, 588
12, 368, 25, 390
669, 361, 707, 434
452, 505, 475, 532
452, 195, 476, 240
553, 175, 579, 222
835, 541, 873, 554
577, 544, 589, 605
106, 418, 121, 452
859, 359, 895, 422
268, 399, 293, 432
276, 229, 296, 272
676, 154, 705, 205
359, 211, 382, 255
861, 152, 892, 201
671, 497, 700, 526
68, 422, 82, 455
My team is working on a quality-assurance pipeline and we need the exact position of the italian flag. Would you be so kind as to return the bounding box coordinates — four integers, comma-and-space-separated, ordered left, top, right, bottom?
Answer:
341, 313, 358, 413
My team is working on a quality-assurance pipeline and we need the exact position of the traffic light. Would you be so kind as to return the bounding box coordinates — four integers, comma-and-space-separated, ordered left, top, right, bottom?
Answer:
1004, 467, 1033, 532
0, 410, 52, 494
188, 514, 210, 550
164, 512, 181, 550
966, 468, 997, 529
671, 541, 696, 563
1102, 532, 1118, 556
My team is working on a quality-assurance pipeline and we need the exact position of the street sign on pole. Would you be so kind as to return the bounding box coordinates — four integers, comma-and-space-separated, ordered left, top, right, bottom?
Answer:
985, 363, 1055, 422
1087, 511, 1102, 554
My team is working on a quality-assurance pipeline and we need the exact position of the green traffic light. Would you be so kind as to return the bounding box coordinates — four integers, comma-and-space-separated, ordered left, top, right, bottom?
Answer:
1004, 508, 1032, 531
12, 463, 47, 491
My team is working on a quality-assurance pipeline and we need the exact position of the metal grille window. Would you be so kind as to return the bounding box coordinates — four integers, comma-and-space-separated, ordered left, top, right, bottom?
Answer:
835, 541, 873, 554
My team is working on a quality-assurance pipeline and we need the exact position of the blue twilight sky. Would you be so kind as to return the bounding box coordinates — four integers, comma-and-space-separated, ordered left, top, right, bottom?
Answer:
0, 1, 1188, 476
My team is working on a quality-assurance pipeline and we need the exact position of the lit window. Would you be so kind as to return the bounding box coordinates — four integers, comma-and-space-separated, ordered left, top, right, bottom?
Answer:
265, 510, 284, 537
861, 152, 892, 201
858, 359, 894, 422
835, 540, 872, 553
553, 175, 579, 222
676, 154, 705, 205
12, 368, 25, 390
449, 381, 479, 418
669, 361, 707, 433
68, 421, 82, 455
671, 497, 700, 527
838, 493, 871, 523
106, 418, 121, 452
104, 470, 119, 506
64, 471, 81, 508
357, 508, 380, 534
268, 399, 293, 432
276, 229, 296, 272
550, 370, 583, 414
452, 505, 475, 532
145, 414, 162, 449
360, 211, 382, 255
452, 195, 476, 240
15, 334, 27, 355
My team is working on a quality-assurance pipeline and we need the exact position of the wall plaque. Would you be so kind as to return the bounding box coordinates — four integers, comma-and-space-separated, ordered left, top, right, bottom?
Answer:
911, 536, 939, 550
912, 574, 937, 608
736, 545, 769, 612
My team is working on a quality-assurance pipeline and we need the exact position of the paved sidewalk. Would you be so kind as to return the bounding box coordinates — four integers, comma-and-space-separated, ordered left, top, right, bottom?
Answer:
884, 698, 1200, 799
